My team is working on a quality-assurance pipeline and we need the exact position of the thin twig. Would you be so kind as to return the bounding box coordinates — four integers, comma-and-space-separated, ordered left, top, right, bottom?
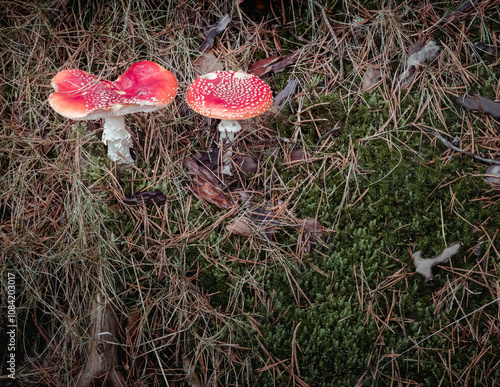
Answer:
315, 125, 341, 148
415, 124, 500, 165
314, 1, 339, 47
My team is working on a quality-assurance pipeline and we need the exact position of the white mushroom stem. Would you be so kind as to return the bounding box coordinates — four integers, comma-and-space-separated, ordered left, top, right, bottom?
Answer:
101, 116, 134, 164
218, 119, 242, 175
218, 119, 242, 145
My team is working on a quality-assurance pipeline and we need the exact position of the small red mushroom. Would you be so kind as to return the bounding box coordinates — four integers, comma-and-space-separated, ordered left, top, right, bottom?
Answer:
186, 70, 272, 174
49, 61, 178, 164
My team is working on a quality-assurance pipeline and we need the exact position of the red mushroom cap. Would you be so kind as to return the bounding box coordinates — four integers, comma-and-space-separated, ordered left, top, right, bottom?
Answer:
49, 61, 178, 120
185, 71, 273, 120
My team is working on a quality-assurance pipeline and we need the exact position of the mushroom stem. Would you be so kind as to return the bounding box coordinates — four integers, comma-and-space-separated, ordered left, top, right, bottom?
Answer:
218, 119, 241, 145
218, 119, 242, 175
101, 116, 134, 164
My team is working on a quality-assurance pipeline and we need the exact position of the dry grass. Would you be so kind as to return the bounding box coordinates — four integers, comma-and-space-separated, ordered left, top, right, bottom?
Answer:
1, 0, 500, 385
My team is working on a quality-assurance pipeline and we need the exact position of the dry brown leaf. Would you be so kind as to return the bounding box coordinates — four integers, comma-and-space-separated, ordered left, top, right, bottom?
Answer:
456, 94, 500, 119
193, 50, 224, 76
248, 50, 301, 77
123, 190, 166, 206
272, 78, 298, 110
361, 66, 382, 90
196, 147, 221, 171
260, 78, 299, 125
234, 155, 258, 175
248, 56, 282, 77
272, 50, 301, 73
412, 243, 461, 282
290, 149, 307, 163
108, 203, 122, 217
198, 14, 230, 53
227, 203, 277, 239
185, 157, 233, 209
396, 40, 439, 86
303, 218, 323, 237
302, 218, 324, 252
226, 217, 254, 237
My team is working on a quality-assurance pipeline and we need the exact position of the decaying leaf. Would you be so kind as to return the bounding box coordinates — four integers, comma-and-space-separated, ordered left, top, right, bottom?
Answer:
248, 206, 277, 230
226, 215, 276, 238
183, 357, 203, 387
247, 56, 283, 77
248, 50, 301, 77
226, 217, 254, 237
260, 78, 299, 124
289, 149, 307, 163
234, 155, 258, 175
456, 94, 500, 119
302, 218, 324, 252
185, 157, 233, 209
442, 0, 482, 23
227, 202, 277, 238
196, 147, 221, 171
361, 66, 382, 90
396, 40, 439, 86
75, 293, 125, 387
485, 165, 500, 184
412, 243, 461, 282
123, 190, 166, 206
303, 218, 323, 238
193, 50, 224, 75
198, 14, 231, 53
272, 78, 298, 110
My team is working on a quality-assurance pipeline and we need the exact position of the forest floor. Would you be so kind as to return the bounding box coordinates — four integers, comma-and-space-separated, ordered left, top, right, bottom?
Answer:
1, 0, 500, 386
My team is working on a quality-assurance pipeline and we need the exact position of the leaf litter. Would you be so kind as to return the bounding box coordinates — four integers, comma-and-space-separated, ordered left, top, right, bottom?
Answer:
396, 40, 440, 86
226, 201, 278, 239
456, 94, 500, 119
184, 156, 234, 209
123, 190, 166, 206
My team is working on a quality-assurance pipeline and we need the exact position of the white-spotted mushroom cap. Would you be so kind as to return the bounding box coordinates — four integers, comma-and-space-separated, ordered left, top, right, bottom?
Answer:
185, 70, 273, 120
49, 61, 178, 120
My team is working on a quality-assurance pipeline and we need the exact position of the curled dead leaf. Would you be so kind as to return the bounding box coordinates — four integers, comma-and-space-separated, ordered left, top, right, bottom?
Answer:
248, 50, 301, 77
226, 217, 254, 237
123, 190, 166, 206
198, 14, 230, 53
185, 157, 233, 209
248, 56, 282, 77
396, 40, 439, 86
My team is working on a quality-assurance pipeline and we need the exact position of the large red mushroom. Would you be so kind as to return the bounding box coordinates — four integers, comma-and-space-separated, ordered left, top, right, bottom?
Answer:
49, 61, 178, 164
186, 70, 272, 174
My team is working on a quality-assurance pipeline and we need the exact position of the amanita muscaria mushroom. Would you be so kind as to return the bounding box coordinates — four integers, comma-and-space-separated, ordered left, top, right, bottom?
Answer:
49, 61, 178, 164
186, 70, 272, 174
